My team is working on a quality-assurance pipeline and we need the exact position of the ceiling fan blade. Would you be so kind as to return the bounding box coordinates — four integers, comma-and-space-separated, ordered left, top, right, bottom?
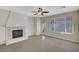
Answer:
43, 11, 49, 13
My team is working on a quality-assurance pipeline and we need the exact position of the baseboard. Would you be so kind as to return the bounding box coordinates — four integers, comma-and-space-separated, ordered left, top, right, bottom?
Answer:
44, 34, 79, 44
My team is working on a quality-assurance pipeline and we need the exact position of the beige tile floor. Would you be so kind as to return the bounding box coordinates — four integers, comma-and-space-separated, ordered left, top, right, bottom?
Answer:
0, 35, 79, 52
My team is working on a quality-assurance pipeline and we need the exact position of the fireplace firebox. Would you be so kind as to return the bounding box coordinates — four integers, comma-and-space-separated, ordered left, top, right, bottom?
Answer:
12, 29, 23, 38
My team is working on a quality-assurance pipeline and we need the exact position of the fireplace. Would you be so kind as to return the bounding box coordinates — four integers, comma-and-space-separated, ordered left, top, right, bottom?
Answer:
7, 26, 25, 40
12, 29, 23, 38
6, 26, 26, 45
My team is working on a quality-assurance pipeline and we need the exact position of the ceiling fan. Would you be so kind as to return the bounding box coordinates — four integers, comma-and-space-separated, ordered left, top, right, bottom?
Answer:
32, 7, 49, 15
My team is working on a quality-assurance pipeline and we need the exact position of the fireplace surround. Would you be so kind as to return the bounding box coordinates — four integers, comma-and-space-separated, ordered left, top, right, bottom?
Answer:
6, 26, 26, 45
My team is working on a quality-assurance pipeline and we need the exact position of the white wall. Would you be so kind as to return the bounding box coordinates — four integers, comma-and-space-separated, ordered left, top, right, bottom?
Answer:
24, 17, 34, 36
0, 9, 9, 26
0, 27, 5, 44
0, 9, 9, 45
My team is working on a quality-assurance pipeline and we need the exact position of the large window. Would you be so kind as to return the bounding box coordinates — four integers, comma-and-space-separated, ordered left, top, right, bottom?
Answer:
51, 16, 73, 34
55, 17, 65, 32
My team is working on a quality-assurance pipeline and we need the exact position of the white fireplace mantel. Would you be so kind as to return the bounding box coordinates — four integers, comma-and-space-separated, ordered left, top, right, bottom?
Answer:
6, 26, 27, 45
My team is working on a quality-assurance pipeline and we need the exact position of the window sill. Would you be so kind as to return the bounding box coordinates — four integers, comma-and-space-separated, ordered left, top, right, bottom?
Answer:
53, 31, 73, 35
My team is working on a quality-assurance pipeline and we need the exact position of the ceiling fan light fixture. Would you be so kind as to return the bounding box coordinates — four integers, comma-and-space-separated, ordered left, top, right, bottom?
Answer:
32, 7, 49, 16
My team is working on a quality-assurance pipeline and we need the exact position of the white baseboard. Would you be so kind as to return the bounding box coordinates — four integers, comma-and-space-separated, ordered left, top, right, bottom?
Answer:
45, 34, 79, 44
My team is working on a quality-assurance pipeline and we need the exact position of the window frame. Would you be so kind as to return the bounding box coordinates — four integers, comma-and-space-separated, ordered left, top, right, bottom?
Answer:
51, 16, 73, 34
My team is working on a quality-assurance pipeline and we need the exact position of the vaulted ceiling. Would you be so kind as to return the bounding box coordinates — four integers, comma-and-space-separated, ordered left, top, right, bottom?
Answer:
0, 6, 79, 17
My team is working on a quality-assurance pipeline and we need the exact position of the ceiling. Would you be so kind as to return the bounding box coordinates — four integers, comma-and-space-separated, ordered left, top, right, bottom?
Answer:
0, 6, 79, 17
